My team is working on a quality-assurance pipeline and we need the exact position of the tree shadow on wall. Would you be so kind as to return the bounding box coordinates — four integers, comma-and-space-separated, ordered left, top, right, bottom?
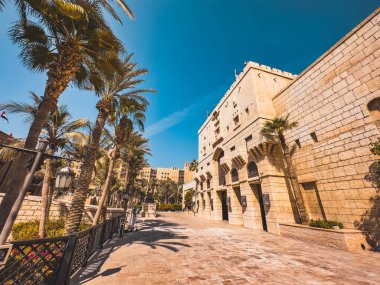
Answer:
354, 161, 380, 252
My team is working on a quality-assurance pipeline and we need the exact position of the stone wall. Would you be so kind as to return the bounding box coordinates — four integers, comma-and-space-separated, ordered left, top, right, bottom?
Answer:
0, 193, 124, 225
279, 223, 370, 252
273, 9, 380, 231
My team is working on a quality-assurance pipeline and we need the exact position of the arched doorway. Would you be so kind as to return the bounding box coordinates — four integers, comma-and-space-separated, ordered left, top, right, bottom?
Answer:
247, 161, 267, 232
215, 150, 228, 221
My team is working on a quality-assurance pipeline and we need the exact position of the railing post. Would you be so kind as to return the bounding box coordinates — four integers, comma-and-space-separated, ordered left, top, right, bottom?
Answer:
99, 221, 107, 249
55, 234, 78, 285
111, 218, 115, 238
83, 227, 93, 267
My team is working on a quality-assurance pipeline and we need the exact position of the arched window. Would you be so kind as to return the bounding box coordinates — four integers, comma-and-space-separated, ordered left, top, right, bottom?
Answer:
247, 161, 259, 178
368, 98, 380, 127
231, 168, 239, 183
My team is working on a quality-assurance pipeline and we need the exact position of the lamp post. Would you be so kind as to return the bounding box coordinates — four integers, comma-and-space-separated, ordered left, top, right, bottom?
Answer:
122, 192, 129, 214
55, 166, 75, 196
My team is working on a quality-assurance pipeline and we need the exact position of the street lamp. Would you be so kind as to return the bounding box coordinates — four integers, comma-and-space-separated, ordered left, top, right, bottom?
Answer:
55, 166, 75, 194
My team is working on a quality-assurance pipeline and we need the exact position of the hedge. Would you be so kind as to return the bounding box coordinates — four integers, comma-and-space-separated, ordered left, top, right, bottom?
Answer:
12, 218, 90, 240
309, 219, 344, 229
156, 203, 182, 212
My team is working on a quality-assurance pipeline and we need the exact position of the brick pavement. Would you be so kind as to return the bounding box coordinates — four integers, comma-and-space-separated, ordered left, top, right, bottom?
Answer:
71, 212, 380, 285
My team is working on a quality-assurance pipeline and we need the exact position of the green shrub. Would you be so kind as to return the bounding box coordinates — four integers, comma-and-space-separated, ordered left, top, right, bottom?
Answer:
156, 203, 183, 212
309, 219, 344, 229
12, 218, 90, 240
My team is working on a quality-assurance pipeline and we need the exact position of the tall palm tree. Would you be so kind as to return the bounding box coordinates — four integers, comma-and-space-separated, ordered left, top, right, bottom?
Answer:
0, 0, 124, 234
0, 94, 87, 237
65, 55, 152, 233
260, 115, 309, 224
93, 104, 146, 225
38, 105, 87, 237
120, 132, 150, 208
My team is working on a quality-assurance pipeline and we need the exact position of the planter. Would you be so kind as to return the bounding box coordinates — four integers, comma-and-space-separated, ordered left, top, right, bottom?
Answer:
279, 223, 370, 252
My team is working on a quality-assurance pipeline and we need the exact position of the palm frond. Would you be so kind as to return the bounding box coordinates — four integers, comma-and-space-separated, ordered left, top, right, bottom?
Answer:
55, 0, 85, 20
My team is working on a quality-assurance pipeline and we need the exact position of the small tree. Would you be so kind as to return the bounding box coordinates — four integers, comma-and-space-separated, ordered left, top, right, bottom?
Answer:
189, 159, 198, 172
260, 115, 309, 224
184, 189, 194, 210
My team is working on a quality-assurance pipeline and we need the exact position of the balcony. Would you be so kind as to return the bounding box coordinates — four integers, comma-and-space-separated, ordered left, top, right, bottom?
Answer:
219, 156, 230, 172
230, 146, 246, 166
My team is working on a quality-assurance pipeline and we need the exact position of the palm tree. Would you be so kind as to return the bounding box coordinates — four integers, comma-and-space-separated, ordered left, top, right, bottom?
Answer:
0, 93, 87, 237
65, 55, 152, 233
0, 0, 124, 234
92, 104, 147, 225
38, 105, 87, 237
0, 0, 134, 22
119, 132, 150, 208
260, 115, 309, 224
189, 159, 199, 172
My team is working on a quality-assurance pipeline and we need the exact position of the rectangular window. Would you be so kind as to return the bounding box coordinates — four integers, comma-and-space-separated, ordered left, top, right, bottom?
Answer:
295, 139, 301, 148
230, 146, 236, 152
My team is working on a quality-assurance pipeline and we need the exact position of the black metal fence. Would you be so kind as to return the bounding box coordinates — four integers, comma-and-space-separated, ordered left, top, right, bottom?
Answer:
0, 215, 122, 285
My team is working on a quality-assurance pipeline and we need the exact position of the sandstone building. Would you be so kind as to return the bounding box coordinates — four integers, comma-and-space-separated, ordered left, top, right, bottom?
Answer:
137, 163, 195, 184
194, 8, 380, 243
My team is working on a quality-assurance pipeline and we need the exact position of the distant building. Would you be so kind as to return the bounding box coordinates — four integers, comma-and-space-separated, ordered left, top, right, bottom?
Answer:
138, 162, 195, 184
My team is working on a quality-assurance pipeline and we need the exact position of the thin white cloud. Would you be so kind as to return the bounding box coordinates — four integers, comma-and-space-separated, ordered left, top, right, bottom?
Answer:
144, 105, 193, 138
144, 86, 225, 138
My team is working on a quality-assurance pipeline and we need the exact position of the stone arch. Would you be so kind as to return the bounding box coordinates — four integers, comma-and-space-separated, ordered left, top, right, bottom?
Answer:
212, 147, 224, 161
212, 148, 226, 186
368, 98, 380, 127
247, 161, 259, 178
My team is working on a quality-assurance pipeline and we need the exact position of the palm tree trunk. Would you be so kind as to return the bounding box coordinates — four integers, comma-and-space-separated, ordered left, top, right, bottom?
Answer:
0, 46, 81, 233
100, 190, 111, 222
65, 104, 108, 234
38, 149, 54, 238
279, 133, 309, 224
46, 175, 55, 216
92, 148, 116, 225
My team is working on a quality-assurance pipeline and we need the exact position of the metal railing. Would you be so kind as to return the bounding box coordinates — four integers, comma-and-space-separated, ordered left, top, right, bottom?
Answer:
0, 215, 122, 285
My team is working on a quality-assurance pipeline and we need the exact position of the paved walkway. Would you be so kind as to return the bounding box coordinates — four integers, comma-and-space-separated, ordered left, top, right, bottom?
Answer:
71, 212, 380, 285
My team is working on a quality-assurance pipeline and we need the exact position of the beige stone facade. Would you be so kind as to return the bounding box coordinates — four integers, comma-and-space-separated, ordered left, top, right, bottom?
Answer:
194, 8, 380, 244
183, 162, 196, 184
138, 163, 195, 184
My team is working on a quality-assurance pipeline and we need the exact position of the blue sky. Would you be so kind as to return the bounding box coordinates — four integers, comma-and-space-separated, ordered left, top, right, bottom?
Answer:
0, 0, 379, 168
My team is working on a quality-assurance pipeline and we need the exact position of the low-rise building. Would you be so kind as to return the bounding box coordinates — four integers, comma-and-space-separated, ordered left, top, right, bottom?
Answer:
138, 163, 195, 184
194, 8, 380, 239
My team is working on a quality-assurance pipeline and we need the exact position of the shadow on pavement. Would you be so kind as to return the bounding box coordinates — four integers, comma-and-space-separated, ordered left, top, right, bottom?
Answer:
71, 218, 190, 284
129, 218, 190, 252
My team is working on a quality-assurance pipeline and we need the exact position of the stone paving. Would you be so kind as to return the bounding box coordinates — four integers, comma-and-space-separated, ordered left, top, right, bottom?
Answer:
71, 212, 380, 285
